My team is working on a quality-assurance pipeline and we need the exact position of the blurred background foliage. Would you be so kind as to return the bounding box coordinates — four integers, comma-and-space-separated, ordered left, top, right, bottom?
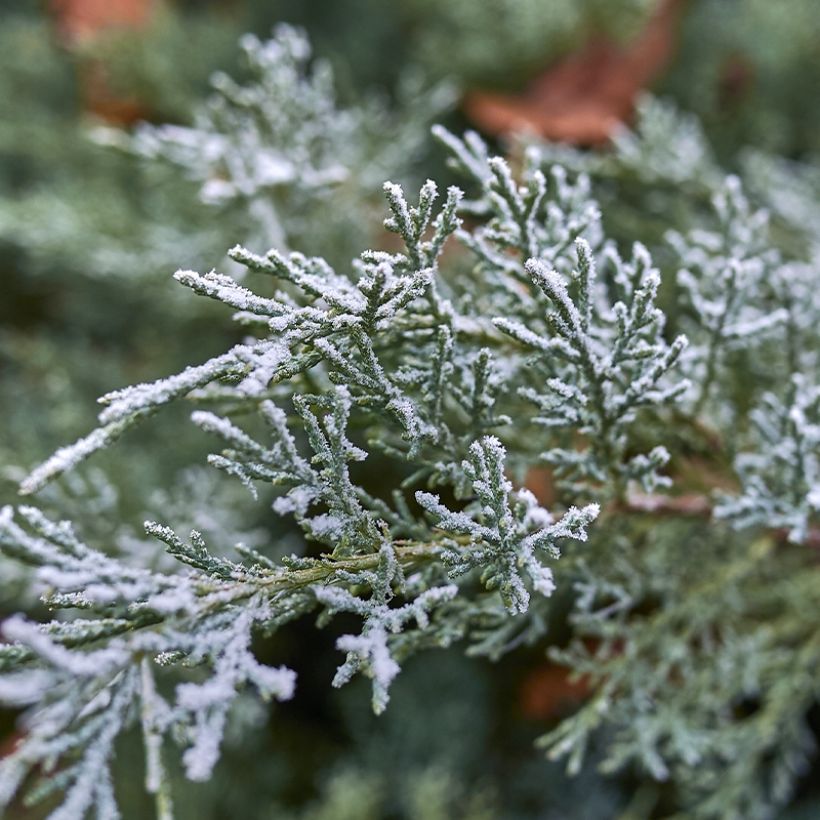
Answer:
2, 0, 819, 816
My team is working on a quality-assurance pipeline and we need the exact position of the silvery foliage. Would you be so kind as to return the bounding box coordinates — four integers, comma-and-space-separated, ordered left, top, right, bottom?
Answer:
3, 112, 815, 818
667, 176, 788, 414
313, 541, 458, 715
104, 24, 452, 255
523, 95, 721, 192
539, 517, 820, 820
0, 139, 635, 816
417, 436, 598, 615
0, 505, 297, 817
515, 96, 820, 817
663, 159, 819, 548
433, 125, 688, 497
741, 148, 820, 244
605, 95, 720, 187
525, 94, 820, 553
715, 379, 820, 545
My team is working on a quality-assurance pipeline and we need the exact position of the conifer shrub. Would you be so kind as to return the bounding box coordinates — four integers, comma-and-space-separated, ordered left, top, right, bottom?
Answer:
1, 23, 819, 820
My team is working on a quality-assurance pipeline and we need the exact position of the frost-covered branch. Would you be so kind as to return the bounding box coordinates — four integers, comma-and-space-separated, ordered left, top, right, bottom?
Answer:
5, 105, 819, 820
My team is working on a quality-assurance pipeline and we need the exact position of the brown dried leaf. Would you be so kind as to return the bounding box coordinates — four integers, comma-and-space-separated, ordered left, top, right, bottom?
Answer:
50, 0, 156, 124
465, 0, 688, 145
519, 662, 590, 720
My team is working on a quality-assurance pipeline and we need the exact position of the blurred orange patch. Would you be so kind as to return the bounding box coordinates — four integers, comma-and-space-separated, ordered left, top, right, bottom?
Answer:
51, 0, 155, 124
520, 663, 589, 720
52, 0, 154, 45
465, 0, 687, 145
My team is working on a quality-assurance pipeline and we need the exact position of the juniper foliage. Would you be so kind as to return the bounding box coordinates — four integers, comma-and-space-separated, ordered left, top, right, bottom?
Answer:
103, 24, 452, 263
1, 90, 819, 820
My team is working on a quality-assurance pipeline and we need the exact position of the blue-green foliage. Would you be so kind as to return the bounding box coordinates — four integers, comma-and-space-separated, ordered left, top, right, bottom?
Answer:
1, 31, 819, 820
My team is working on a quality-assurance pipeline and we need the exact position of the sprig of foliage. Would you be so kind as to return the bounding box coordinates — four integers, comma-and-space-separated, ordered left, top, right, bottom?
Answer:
2, 102, 818, 819
102, 25, 452, 261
